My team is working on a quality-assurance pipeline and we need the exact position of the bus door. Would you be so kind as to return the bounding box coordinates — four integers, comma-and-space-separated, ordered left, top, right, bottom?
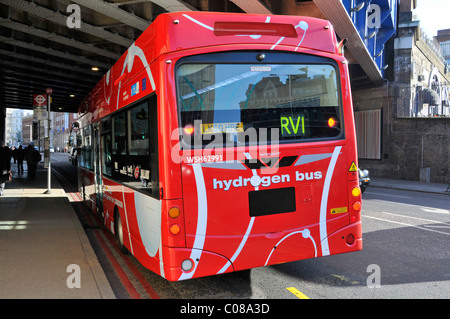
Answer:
93, 123, 103, 216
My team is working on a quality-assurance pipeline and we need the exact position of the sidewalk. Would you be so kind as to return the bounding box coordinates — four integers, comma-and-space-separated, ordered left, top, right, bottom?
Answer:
0, 163, 115, 299
369, 177, 450, 195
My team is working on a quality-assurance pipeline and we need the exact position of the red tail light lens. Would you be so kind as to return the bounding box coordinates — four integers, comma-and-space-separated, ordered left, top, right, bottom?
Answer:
346, 233, 355, 245
352, 201, 362, 211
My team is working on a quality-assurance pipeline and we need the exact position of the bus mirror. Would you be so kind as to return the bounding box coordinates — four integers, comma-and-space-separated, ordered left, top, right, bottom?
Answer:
338, 38, 347, 55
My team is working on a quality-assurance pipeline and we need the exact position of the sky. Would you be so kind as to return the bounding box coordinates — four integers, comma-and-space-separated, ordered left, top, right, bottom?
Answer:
414, 0, 450, 37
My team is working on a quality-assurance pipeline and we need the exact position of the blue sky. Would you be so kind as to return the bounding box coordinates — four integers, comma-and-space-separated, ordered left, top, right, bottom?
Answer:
415, 0, 450, 36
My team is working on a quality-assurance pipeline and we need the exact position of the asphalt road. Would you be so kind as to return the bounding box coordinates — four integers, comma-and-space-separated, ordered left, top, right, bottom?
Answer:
51, 152, 450, 299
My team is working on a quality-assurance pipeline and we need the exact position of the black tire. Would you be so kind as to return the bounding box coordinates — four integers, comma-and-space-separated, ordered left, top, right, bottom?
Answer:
114, 208, 128, 254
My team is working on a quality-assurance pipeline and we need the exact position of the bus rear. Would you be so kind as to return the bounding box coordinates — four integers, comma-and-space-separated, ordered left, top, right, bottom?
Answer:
162, 14, 362, 281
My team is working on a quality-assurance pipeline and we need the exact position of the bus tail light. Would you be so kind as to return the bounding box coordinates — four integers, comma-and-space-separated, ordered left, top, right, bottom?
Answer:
352, 201, 361, 211
166, 204, 186, 247
168, 207, 181, 219
169, 224, 181, 235
351, 186, 361, 197
168, 206, 182, 235
346, 233, 355, 246
349, 185, 362, 224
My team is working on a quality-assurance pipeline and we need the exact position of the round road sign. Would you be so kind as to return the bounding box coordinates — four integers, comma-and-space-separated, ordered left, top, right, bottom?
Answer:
34, 94, 46, 105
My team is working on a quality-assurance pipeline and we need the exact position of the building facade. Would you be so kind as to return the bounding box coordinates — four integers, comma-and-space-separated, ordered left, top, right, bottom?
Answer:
353, 1, 450, 183
435, 29, 450, 65
5, 108, 33, 147
52, 112, 78, 151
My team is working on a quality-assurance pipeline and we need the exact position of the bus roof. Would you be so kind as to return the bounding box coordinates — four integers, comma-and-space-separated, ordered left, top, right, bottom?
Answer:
145, 12, 338, 57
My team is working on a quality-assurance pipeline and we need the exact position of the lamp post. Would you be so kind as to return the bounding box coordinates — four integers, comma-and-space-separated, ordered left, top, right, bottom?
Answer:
44, 87, 52, 194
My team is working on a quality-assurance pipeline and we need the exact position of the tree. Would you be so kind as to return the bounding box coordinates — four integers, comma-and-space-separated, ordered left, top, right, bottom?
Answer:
16, 130, 22, 144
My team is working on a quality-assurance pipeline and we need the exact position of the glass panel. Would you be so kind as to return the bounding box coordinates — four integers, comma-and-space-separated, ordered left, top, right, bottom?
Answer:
176, 59, 341, 148
112, 112, 126, 155
128, 105, 149, 156
102, 133, 112, 176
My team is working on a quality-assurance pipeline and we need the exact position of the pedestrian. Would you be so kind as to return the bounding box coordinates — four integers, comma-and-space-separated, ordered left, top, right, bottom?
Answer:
11, 146, 17, 164
16, 145, 25, 175
25, 143, 41, 180
0, 141, 11, 196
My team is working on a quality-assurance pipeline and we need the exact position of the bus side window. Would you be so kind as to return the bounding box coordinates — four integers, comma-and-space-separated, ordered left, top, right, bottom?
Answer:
149, 94, 159, 198
80, 125, 93, 170
112, 112, 128, 182
113, 94, 158, 199
101, 119, 112, 176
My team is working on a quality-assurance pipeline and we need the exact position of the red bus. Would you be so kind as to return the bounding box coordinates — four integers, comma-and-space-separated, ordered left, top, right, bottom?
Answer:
77, 12, 362, 281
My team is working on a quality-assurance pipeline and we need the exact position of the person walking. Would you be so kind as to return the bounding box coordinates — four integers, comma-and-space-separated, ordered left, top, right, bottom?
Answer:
11, 147, 17, 164
16, 145, 25, 175
0, 141, 11, 196
25, 144, 40, 180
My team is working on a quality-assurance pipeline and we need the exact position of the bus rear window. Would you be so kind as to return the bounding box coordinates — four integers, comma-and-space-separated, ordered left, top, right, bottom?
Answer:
176, 52, 342, 148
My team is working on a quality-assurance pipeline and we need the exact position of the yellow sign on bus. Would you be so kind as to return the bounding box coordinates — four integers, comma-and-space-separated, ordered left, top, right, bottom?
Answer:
201, 122, 244, 134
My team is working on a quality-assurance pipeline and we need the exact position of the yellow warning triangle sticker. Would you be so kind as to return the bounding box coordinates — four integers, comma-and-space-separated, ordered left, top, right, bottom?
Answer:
349, 161, 358, 172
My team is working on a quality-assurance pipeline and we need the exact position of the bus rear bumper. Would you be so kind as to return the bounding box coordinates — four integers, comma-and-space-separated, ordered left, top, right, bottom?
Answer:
161, 222, 362, 281
162, 247, 233, 281
321, 221, 363, 255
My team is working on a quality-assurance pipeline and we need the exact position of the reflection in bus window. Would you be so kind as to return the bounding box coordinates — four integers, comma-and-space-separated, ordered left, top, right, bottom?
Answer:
82, 125, 92, 170
128, 105, 149, 156
101, 120, 112, 176
105, 100, 154, 195
102, 135, 112, 176
113, 112, 126, 155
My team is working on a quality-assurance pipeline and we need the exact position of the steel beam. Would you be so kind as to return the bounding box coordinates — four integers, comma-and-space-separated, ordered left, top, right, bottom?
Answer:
71, 0, 150, 31
0, 18, 121, 60
229, 0, 272, 14
0, 35, 111, 70
149, 0, 197, 12
0, 0, 133, 47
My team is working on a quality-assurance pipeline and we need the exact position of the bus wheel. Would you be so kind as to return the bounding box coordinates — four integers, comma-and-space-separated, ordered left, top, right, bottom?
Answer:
114, 208, 128, 254
96, 198, 103, 218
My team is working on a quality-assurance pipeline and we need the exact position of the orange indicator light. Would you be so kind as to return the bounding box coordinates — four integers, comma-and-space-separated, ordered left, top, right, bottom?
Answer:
168, 207, 180, 219
351, 186, 361, 197
328, 117, 337, 127
352, 201, 362, 211
169, 224, 181, 235
184, 125, 194, 135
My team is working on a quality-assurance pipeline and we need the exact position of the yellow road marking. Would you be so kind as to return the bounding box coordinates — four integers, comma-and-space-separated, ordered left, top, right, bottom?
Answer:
286, 287, 310, 299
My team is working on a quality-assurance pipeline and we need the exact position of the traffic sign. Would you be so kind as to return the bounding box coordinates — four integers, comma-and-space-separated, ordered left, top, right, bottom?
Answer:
46, 87, 53, 95
33, 94, 47, 106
